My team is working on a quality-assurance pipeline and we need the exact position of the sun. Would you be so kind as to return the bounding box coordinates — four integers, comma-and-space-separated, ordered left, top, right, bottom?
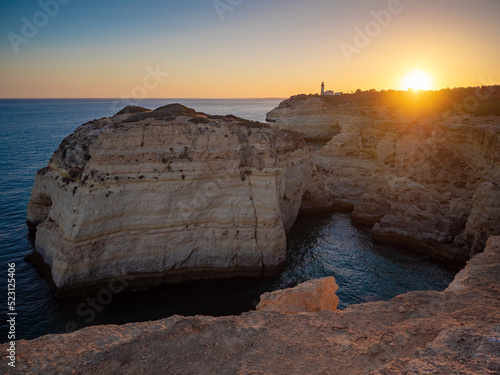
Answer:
402, 70, 433, 91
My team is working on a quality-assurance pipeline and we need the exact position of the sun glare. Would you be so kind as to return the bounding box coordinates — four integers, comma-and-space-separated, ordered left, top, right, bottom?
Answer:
402, 70, 433, 91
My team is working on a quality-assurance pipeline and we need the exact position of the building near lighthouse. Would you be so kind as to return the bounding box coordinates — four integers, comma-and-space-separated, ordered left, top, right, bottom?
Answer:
321, 82, 334, 96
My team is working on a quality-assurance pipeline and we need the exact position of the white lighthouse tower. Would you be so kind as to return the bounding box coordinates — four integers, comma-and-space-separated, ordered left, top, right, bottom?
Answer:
321, 82, 325, 95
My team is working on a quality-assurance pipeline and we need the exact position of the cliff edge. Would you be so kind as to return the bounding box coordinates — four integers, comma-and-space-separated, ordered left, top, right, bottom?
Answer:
266, 95, 343, 141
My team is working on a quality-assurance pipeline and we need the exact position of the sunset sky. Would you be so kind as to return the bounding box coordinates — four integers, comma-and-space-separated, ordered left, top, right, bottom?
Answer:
1, 0, 499, 98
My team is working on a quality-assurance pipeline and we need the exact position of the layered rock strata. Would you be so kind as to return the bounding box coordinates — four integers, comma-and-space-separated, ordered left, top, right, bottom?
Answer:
6, 237, 500, 374
266, 95, 345, 141
26, 104, 313, 295
318, 118, 499, 261
270, 95, 500, 261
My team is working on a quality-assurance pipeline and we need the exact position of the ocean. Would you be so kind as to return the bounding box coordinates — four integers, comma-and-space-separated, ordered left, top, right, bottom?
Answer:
0, 99, 456, 342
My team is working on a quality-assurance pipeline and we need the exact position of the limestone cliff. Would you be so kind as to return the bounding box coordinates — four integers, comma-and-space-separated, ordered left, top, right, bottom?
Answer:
5, 237, 500, 374
270, 95, 500, 261
266, 95, 346, 141
319, 119, 499, 261
26, 104, 313, 295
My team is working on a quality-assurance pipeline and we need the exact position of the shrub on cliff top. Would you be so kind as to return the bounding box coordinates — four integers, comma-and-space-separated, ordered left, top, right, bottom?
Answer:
474, 101, 500, 116
115, 105, 151, 116
189, 117, 210, 124
122, 104, 197, 123
153, 104, 197, 116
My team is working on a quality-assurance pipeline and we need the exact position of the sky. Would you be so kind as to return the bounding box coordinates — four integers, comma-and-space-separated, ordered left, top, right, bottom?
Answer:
0, 0, 499, 98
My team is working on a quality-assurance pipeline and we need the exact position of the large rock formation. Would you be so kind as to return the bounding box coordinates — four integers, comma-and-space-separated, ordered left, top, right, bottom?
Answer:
5, 237, 500, 374
26, 104, 313, 295
266, 95, 347, 141
271, 95, 500, 261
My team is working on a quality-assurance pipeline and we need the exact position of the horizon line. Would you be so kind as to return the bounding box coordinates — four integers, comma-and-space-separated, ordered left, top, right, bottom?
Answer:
0, 97, 287, 100
1, 84, 498, 100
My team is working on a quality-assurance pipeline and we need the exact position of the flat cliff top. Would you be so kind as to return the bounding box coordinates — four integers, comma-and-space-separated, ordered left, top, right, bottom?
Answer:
272, 93, 500, 126
6, 237, 500, 374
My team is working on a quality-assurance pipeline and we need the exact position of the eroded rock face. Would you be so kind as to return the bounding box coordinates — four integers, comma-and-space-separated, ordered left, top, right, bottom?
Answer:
266, 95, 345, 141
26, 104, 313, 295
464, 181, 500, 255
270, 94, 500, 261
318, 119, 500, 261
256, 277, 339, 314
5, 237, 500, 375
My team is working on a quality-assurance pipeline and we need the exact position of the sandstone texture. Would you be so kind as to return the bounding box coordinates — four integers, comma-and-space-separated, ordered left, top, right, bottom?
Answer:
266, 95, 346, 141
256, 277, 339, 314
272, 95, 500, 261
5, 237, 500, 374
26, 104, 313, 295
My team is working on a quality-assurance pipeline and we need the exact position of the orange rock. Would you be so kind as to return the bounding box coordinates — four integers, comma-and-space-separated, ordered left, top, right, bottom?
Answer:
256, 277, 339, 314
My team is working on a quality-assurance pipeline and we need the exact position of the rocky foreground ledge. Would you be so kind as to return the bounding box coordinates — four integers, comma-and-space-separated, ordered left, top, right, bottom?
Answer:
5, 237, 500, 374
26, 104, 313, 296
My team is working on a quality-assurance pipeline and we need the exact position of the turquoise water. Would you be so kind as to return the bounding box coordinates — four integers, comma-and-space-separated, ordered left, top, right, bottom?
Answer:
281, 213, 457, 306
0, 99, 456, 342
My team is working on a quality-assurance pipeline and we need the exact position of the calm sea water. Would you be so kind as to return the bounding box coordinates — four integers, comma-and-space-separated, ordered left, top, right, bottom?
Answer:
0, 99, 456, 342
